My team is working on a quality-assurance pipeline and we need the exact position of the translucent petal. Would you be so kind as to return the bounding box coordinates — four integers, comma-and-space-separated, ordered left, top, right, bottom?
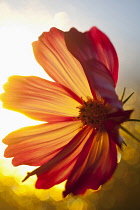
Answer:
1, 75, 81, 122
64, 28, 120, 105
65, 27, 119, 86
23, 126, 92, 189
32, 28, 92, 100
87, 27, 119, 85
64, 131, 117, 196
3, 121, 82, 166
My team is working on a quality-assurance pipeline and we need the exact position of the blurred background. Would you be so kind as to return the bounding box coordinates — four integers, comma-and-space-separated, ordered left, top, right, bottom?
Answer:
0, 0, 140, 209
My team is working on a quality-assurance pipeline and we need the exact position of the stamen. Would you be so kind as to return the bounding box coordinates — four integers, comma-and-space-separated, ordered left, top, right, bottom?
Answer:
77, 99, 107, 129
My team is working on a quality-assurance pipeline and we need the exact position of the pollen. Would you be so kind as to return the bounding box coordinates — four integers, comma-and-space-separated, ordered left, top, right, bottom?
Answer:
77, 99, 107, 129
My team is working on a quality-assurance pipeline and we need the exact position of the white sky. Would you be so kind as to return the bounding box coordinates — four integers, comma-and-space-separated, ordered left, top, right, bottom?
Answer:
0, 0, 139, 82
0, 0, 140, 158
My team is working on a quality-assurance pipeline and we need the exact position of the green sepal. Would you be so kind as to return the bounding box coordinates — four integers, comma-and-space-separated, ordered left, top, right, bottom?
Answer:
127, 119, 140, 122
123, 140, 127, 146
123, 92, 134, 104
120, 125, 140, 143
121, 87, 126, 101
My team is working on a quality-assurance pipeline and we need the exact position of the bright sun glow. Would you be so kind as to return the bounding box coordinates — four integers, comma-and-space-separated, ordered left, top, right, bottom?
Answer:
0, 26, 49, 187
0, 1, 140, 210
0, 2, 70, 198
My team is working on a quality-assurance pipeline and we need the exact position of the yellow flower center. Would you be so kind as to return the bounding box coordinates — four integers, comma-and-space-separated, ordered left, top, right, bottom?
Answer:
77, 99, 107, 129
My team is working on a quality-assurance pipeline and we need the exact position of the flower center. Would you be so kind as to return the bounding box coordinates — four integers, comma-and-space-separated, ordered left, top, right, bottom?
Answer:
77, 99, 107, 129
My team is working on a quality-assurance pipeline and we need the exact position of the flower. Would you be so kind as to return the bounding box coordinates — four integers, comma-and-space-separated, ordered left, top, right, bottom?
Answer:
1, 27, 133, 197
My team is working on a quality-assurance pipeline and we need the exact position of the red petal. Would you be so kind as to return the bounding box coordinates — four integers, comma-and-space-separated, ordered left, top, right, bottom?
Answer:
3, 121, 81, 166
63, 131, 117, 197
105, 109, 133, 146
27, 126, 93, 189
65, 28, 121, 107
65, 27, 119, 86
81, 59, 122, 109
87, 27, 119, 85
107, 109, 133, 123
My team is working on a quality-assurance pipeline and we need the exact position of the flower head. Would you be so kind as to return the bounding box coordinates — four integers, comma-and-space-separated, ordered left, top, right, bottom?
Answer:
1, 27, 134, 197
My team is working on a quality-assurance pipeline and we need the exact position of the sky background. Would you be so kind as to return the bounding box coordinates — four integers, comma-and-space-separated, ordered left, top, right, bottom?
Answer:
0, 0, 140, 209
0, 0, 140, 86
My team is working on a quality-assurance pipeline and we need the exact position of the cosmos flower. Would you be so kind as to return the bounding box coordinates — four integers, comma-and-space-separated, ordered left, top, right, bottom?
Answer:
1, 27, 134, 197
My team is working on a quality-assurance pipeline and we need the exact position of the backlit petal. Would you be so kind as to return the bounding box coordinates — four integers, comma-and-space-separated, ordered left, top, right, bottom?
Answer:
63, 131, 117, 196
81, 60, 122, 108
25, 126, 93, 189
32, 27, 92, 100
3, 121, 81, 166
64, 28, 121, 106
65, 27, 118, 85
87, 27, 119, 85
1, 75, 81, 122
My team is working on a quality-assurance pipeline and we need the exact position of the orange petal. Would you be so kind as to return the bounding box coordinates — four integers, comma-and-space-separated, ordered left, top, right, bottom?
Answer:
24, 126, 93, 189
63, 131, 117, 196
32, 27, 92, 100
3, 121, 82, 166
1, 75, 81, 122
